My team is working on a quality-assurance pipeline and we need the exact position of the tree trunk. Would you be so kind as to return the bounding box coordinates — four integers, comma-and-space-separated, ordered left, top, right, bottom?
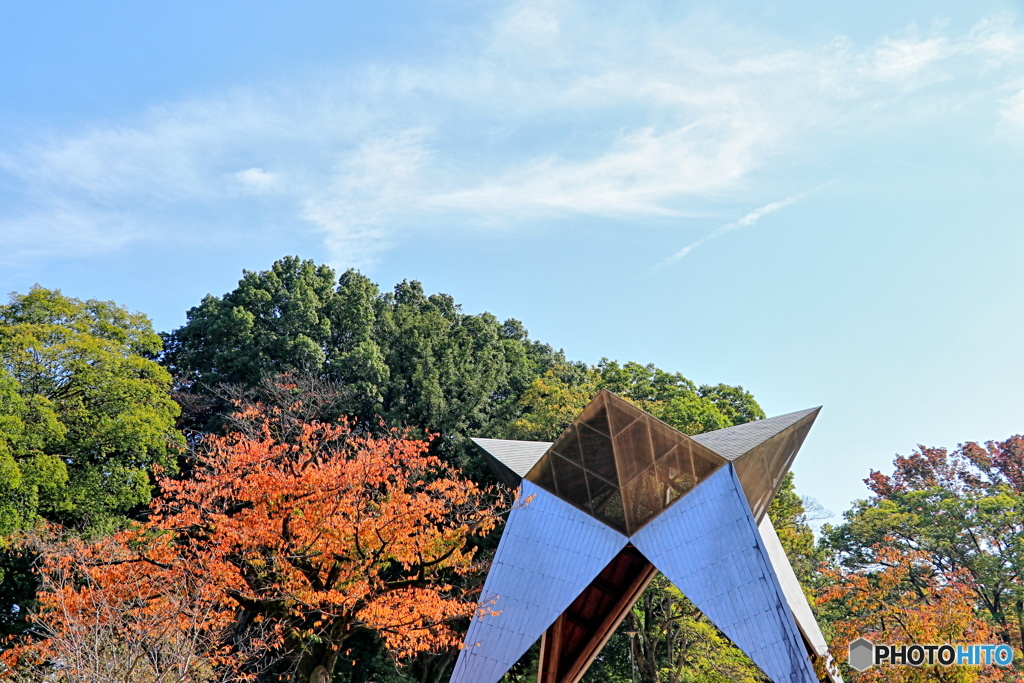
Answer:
292, 644, 339, 683
411, 650, 456, 683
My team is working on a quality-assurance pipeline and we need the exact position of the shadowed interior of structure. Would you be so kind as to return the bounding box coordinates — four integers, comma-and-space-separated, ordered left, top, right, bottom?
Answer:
538, 544, 657, 683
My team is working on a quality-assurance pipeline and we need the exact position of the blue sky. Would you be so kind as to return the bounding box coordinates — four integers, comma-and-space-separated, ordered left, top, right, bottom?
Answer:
3, 0, 1024, 521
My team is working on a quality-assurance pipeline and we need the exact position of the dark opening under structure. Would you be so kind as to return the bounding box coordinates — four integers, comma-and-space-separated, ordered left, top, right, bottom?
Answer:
452, 390, 842, 683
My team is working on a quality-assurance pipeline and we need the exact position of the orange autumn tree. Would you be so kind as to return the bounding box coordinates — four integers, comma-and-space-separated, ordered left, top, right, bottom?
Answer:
819, 543, 1008, 683
2, 529, 245, 683
4, 407, 504, 683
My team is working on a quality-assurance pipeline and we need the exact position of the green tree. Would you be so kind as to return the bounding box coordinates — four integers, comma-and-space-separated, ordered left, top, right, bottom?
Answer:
0, 286, 183, 637
622, 575, 764, 683
0, 287, 182, 533
163, 258, 565, 682
163, 257, 341, 388
163, 258, 560, 473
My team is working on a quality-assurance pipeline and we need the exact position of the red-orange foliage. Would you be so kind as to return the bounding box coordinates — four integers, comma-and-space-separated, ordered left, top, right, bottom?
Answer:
3, 408, 503, 682
1, 530, 240, 682
819, 543, 1008, 683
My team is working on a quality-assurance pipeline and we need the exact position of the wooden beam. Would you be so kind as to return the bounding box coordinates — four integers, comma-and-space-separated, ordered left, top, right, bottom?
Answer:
537, 545, 659, 683
560, 561, 658, 683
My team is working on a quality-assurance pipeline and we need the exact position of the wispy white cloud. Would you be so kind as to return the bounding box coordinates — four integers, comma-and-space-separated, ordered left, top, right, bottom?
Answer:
426, 120, 772, 217
301, 132, 432, 267
1, 2, 1023, 269
0, 201, 141, 266
235, 167, 281, 194
999, 87, 1024, 131
872, 36, 949, 82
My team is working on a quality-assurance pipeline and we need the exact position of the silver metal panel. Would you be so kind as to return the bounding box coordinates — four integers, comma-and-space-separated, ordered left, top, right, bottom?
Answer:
630, 465, 818, 683
472, 437, 551, 477
451, 480, 628, 683
692, 407, 820, 461
758, 515, 844, 683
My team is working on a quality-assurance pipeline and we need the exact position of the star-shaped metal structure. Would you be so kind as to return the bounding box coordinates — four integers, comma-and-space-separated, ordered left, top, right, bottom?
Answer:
451, 389, 842, 683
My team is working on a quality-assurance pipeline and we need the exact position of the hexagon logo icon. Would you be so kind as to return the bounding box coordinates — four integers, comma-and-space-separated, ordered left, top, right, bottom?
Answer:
849, 637, 875, 671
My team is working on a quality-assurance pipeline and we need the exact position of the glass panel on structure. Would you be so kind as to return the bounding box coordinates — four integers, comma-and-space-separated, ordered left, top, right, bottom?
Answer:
601, 490, 627, 533
614, 418, 655, 483
577, 422, 617, 482
734, 442, 772, 520
606, 397, 639, 436
764, 428, 797, 491
586, 471, 617, 514
648, 417, 683, 460
526, 389, 730, 534
551, 424, 584, 465
655, 447, 694, 504
691, 441, 723, 481
530, 455, 557, 493
579, 399, 611, 437
622, 466, 662, 531
551, 454, 589, 507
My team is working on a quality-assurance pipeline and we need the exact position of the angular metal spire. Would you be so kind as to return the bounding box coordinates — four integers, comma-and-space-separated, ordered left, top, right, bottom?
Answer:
691, 406, 820, 460
709, 407, 820, 522
462, 394, 838, 682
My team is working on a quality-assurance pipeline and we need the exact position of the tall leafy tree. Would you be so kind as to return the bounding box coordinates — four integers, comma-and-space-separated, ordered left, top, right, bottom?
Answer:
0, 286, 183, 639
819, 545, 1004, 683
0, 286, 182, 533
163, 258, 560, 470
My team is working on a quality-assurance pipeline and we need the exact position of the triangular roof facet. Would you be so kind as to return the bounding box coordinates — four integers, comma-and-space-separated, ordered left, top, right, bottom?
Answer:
471, 437, 551, 487
630, 464, 819, 683
451, 481, 628, 683
690, 407, 820, 460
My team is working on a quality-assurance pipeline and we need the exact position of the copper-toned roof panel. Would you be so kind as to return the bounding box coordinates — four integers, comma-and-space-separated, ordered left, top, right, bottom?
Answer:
525, 390, 730, 534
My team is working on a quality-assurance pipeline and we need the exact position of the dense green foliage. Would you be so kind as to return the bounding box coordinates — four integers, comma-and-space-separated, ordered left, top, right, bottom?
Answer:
0, 287, 183, 637
0, 287, 182, 533
164, 258, 556, 438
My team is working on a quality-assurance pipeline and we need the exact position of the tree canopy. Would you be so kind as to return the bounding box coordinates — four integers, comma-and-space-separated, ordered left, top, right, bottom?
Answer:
163, 258, 559, 455
0, 286, 182, 534
821, 437, 1024, 660
0, 262, 841, 683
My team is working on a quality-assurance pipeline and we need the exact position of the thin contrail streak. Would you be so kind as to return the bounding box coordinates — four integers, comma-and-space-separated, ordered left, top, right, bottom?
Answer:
659, 184, 830, 268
